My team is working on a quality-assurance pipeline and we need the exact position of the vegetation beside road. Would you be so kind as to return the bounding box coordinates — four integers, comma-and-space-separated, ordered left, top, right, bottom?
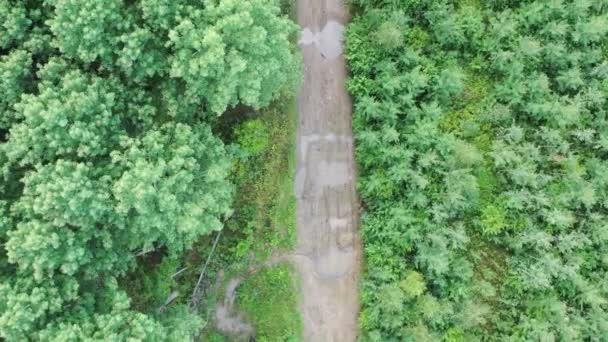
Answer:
347, 0, 608, 340
0, 0, 300, 340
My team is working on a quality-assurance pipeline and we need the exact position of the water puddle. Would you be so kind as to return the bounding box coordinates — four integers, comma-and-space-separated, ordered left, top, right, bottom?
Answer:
299, 20, 345, 60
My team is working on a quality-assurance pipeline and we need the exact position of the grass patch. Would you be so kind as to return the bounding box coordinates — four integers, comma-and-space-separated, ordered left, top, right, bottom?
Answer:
196, 97, 300, 340
229, 98, 300, 340
227, 97, 298, 259
237, 264, 302, 341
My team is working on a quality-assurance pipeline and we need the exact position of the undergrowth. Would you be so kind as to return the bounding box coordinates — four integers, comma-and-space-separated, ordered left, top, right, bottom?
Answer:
198, 97, 300, 341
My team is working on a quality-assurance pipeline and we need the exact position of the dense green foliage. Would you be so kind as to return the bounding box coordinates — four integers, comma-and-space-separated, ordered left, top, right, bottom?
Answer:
0, 0, 298, 340
230, 102, 300, 341
347, 0, 608, 340
197, 98, 300, 340
237, 264, 301, 342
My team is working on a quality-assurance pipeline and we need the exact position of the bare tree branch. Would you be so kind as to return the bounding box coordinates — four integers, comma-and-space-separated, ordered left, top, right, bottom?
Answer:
134, 246, 155, 257
172, 267, 188, 278
190, 230, 222, 309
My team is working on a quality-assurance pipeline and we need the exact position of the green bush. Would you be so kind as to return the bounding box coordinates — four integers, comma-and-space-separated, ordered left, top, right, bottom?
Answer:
237, 265, 301, 341
348, 0, 608, 340
235, 119, 270, 157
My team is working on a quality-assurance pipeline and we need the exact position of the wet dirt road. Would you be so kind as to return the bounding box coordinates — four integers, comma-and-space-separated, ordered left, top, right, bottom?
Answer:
294, 0, 361, 341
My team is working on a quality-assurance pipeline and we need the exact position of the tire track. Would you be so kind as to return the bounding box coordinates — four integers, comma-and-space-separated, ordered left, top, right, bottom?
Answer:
295, 1, 361, 341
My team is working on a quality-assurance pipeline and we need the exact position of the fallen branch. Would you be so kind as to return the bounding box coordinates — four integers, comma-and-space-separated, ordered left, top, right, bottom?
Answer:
171, 267, 188, 278
134, 246, 155, 257
157, 291, 180, 314
190, 230, 222, 309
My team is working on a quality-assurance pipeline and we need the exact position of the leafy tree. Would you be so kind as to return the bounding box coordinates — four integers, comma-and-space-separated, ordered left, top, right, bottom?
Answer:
0, 49, 32, 130
399, 271, 426, 298
0, 0, 297, 339
168, 0, 300, 113
4, 69, 124, 166
373, 11, 407, 50
0, 0, 30, 49
111, 122, 233, 253
6, 160, 119, 280
480, 203, 506, 235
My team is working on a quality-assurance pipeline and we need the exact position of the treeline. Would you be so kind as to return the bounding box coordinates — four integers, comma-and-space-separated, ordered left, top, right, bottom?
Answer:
0, 0, 298, 340
347, 0, 608, 340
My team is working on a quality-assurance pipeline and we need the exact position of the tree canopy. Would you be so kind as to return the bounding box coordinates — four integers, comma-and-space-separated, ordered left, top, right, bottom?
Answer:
0, 0, 298, 339
348, 0, 608, 340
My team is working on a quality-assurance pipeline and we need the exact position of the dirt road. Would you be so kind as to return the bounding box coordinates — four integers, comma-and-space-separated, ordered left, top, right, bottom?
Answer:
294, 0, 361, 341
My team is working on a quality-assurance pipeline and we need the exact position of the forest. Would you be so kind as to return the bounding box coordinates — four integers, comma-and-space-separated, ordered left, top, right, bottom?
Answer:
3, 0, 608, 340
347, 0, 608, 340
0, 0, 300, 340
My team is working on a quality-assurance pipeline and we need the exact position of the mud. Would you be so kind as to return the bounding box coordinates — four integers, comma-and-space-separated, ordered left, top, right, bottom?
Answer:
214, 276, 254, 341
298, 20, 345, 60
213, 255, 291, 341
295, 0, 361, 341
